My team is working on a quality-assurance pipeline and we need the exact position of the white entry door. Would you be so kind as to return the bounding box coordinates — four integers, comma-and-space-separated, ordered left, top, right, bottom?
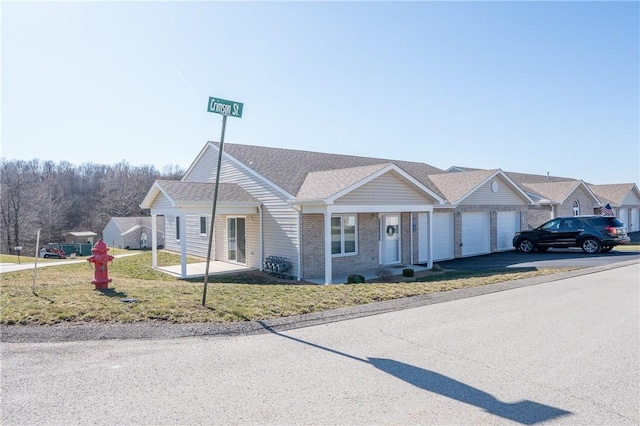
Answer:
432, 212, 454, 261
381, 214, 401, 265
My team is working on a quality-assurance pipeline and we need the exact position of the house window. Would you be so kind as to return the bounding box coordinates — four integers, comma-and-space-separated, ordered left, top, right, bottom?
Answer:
176, 216, 181, 240
573, 200, 580, 216
331, 215, 357, 256
200, 216, 207, 235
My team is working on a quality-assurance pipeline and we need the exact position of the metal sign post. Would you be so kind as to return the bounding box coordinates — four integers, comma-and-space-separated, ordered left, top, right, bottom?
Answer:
202, 97, 244, 306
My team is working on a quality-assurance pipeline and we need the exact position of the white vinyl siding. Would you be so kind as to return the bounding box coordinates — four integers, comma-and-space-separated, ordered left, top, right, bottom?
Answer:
183, 145, 300, 276
432, 212, 454, 261
461, 177, 526, 205
497, 211, 520, 251
462, 212, 490, 256
337, 172, 433, 205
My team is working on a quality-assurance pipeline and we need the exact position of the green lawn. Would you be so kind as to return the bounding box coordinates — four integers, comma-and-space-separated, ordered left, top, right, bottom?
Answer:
0, 251, 584, 326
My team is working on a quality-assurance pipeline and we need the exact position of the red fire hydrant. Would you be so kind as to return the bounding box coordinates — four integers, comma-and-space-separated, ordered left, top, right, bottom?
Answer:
87, 239, 114, 289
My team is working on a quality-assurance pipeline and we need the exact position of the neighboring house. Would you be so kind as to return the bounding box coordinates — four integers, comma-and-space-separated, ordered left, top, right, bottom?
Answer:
141, 142, 448, 283
588, 183, 640, 232
516, 180, 600, 228
63, 231, 97, 244
102, 217, 166, 249
428, 169, 533, 259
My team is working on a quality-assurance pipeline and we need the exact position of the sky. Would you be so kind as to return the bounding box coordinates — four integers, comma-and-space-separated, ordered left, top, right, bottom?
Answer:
2, 1, 639, 185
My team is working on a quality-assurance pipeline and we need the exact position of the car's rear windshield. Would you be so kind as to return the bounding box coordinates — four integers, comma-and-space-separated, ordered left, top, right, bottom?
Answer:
582, 217, 625, 228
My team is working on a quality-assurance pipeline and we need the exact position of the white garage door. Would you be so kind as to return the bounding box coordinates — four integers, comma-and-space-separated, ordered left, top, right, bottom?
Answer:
631, 208, 640, 232
432, 212, 454, 261
619, 208, 628, 229
497, 211, 520, 251
462, 212, 490, 257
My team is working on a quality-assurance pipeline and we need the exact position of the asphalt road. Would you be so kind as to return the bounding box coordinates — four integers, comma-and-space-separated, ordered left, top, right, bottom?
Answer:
2, 262, 638, 425
437, 247, 640, 270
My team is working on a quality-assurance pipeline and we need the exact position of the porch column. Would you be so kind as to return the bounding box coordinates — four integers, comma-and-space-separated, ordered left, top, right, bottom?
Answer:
428, 211, 434, 269
151, 214, 158, 268
180, 215, 187, 278
324, 211, 332, 285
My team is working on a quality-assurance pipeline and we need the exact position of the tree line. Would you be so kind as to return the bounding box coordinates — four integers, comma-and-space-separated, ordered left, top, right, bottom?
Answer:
0, 159, 183, 256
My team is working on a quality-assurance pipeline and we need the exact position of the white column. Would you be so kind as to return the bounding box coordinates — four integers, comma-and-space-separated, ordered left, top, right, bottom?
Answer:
428, 211, 434, 269
180, 215, 187, 278
324, 211, 332, 285
151, 214, 158, 268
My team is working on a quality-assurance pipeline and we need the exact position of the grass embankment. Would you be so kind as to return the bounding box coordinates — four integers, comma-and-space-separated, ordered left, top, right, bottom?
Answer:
0, 250, 586, 326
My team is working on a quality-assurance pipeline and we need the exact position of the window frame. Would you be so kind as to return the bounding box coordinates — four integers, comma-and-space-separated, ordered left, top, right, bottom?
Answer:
199, 216, 207, 235
573, 200, 580, 216
331, 214, 358, 257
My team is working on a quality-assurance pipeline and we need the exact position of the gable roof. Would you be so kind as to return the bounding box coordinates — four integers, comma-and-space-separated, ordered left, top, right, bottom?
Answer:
519, 180, 599, 204
588, 183, 640, 206
294, 163, 445, 204
107, 217, 164, 234
140, 180, 258, 209
296, 163, 390, 200
428, 169, 533, 204
209, 142, 446, 199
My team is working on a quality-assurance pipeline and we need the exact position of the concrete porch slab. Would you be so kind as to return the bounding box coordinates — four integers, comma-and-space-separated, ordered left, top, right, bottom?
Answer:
156, 261, 253, 279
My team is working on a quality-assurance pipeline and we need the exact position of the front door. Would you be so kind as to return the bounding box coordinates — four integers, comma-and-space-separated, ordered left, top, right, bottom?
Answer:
382, 214, 401, 265
227, 217, 246, 264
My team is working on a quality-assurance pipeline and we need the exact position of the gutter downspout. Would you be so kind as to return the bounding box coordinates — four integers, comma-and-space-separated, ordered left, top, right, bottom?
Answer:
297, 208, 302, 281
259, 203, 263, 271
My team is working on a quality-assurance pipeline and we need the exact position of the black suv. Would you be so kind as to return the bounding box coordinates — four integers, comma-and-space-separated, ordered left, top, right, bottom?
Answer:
513, 216, 630, 254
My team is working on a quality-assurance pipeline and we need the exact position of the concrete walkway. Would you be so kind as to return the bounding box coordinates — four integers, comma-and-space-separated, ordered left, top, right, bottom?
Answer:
0, 252, 143, 274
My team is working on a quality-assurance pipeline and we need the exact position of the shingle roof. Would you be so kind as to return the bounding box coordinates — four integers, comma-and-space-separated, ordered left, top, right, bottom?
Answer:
110, 217, 164, 233
216, 143, 446, 198
505, 171, 577, 185
519, 180, 583, 203
296, 163, 391, 200
427, 169, 498, 204
156, 180, 257, 204
588, 183, 638, 206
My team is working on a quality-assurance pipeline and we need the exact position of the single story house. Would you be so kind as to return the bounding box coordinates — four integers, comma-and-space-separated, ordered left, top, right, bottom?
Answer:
102, 217, 166, 249
141, 142, 449, 283
429, 169, 533, 259
588, 183, 640, 232
63, 231, 97, 244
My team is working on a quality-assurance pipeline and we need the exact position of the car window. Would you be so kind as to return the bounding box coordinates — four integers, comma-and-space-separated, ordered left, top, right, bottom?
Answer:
561, 218, 581, 230
539, 219, 561, 231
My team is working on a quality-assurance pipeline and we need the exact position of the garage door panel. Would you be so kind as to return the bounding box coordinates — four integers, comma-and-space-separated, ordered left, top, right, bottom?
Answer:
631, 208, 639, 232
497, 211, 520, 251
462, 212, 490, 257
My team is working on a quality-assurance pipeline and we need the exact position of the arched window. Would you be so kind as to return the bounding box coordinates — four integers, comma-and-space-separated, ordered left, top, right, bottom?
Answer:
573, 200, 580, 216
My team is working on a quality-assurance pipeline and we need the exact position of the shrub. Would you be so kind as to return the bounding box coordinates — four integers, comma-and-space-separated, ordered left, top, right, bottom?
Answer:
431, 263, 442, 272
402, 268, 414, 277
375, 266, 393, 280
347, 274, 365, 284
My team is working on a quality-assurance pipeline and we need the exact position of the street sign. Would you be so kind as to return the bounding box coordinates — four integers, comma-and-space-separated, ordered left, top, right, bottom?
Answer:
207, 96, 243, 118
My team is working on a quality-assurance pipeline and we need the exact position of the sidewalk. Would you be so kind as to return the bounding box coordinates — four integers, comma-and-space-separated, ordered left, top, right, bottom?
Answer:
0, 252, 143, 274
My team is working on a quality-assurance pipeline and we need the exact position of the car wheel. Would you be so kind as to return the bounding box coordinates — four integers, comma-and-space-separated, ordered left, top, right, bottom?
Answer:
581, 238, 602, 254
517, 238, 535, 253
43, 254, 50, 259
601, 246, 614, 252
